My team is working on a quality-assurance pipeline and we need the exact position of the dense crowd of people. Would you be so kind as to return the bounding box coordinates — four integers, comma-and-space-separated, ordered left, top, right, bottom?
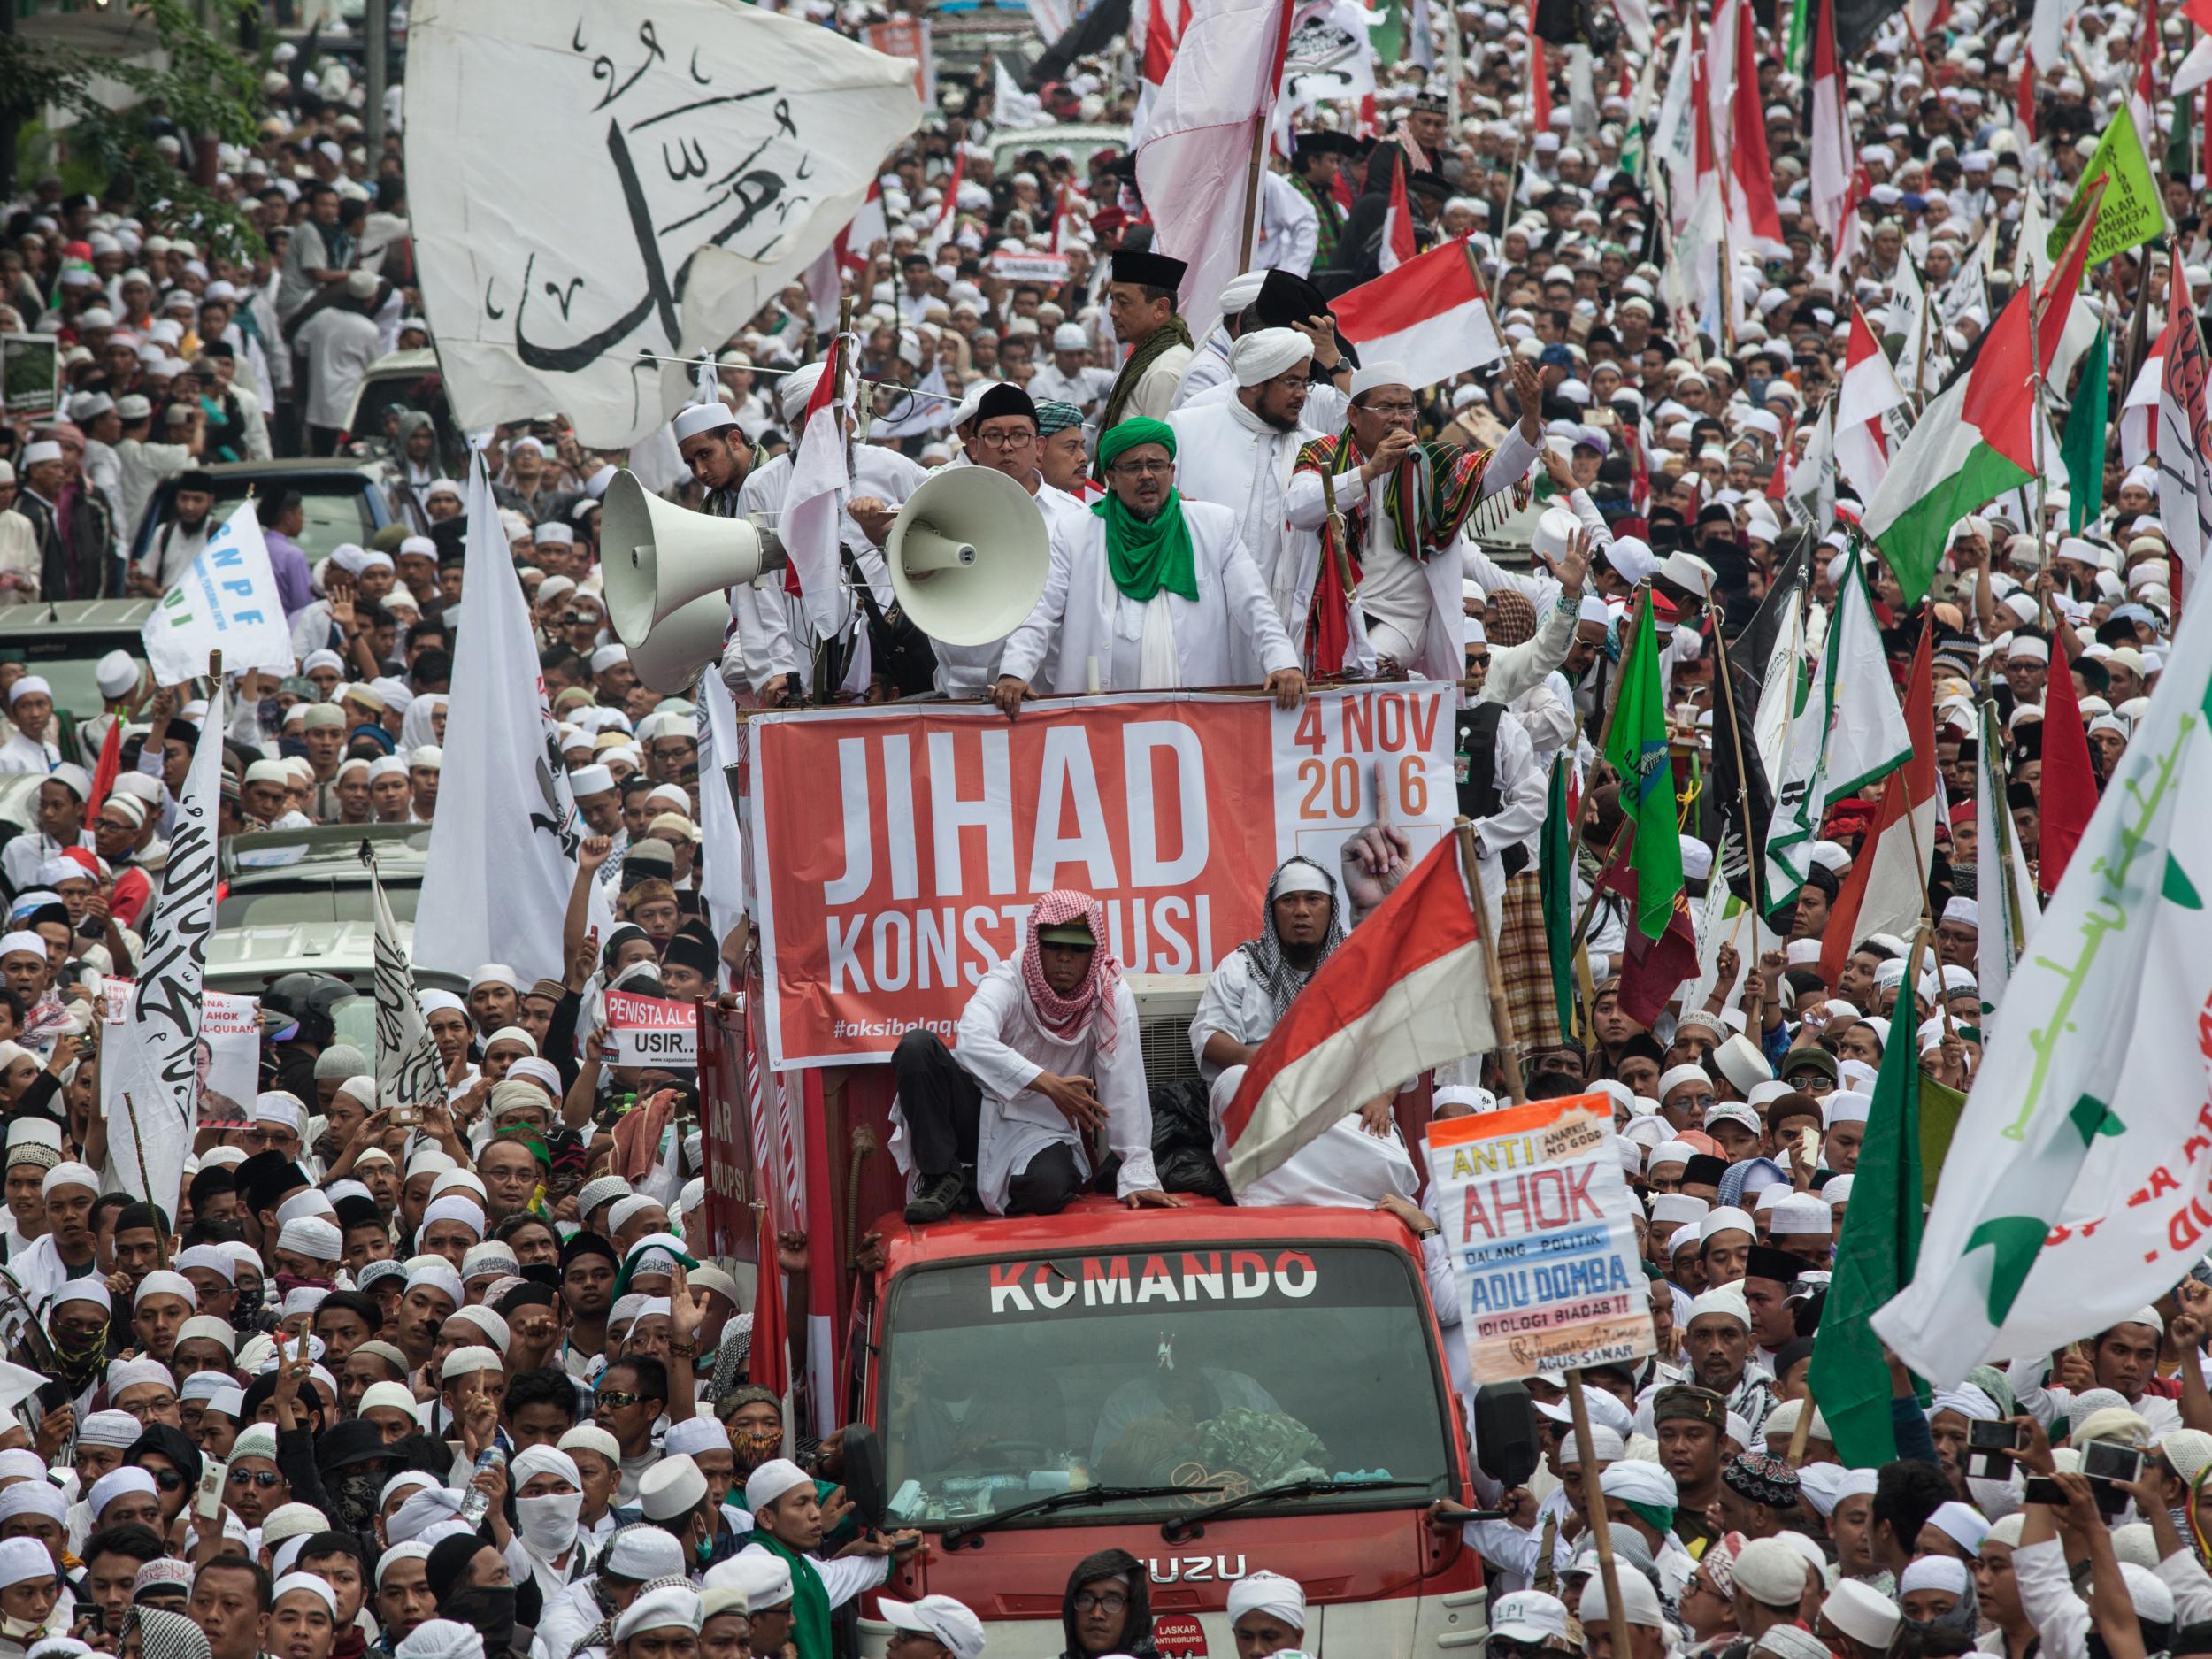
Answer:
0, 0, 2202, 1652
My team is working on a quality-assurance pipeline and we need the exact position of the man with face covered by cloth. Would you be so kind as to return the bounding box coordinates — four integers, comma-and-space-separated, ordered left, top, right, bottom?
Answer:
889, 891, 1177, 1223
1190, 856, 1418, 1206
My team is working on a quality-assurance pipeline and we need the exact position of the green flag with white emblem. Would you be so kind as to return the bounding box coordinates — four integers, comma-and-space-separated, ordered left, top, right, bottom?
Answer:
1873, 575, 2212, 1386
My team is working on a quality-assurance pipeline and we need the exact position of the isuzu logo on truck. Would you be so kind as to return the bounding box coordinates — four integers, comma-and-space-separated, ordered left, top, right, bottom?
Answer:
1147, 1555, 1249, 1584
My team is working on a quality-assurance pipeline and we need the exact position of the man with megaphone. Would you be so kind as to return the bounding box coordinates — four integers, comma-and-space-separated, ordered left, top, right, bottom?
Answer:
723, 361, 929, 706
931, 383, 1087, 698
993, 418, 1307, 715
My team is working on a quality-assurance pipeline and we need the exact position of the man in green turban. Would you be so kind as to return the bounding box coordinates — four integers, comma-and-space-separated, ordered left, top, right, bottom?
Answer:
994, 418, 1306, 715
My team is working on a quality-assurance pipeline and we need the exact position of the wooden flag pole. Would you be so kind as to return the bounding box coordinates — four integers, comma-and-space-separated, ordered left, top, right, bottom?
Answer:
1566, 1367, 1638, 1659
119, 1094, 168, 1270
1787, 1380, 1820, 1464
1457, 818, 1525, 1106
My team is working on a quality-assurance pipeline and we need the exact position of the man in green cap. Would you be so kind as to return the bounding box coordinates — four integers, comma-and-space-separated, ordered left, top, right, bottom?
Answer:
993, 417, 1305, 715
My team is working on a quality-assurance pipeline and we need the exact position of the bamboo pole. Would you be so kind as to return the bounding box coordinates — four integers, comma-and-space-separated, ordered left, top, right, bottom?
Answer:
1457, 818, 1525, 1105
1567, 1369, 1638, 1659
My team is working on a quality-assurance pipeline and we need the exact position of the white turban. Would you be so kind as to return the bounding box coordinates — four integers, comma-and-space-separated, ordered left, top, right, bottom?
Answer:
1228, 326, 1313, 387
1898, 1556, 1971, 1598
510, 1448, 581, 1491
1225, 1570, 1306, 1629
778, 364, 827, 425
1599, 1461, 1678, 1509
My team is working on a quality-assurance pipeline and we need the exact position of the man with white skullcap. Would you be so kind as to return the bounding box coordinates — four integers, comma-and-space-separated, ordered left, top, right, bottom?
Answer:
11, 1161, 100, 1312
735, 1459, 918, 1655
1027, 321, 1115, 417
724, 362, 930, 707
1226, 1569, 1306, 1654
1287, 353, 1547, 683
1578, 1550, 1669, 1659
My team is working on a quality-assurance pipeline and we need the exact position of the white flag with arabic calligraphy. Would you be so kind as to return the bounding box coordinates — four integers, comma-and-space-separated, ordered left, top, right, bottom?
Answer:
405, 0, 922, 447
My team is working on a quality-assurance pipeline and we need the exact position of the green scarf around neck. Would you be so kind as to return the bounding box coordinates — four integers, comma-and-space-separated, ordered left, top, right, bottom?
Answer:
1092, 488, 1198, 604
752, 1529, 833, 1659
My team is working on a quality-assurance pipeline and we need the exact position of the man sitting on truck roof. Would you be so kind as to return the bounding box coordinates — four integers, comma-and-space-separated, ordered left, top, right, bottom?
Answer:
1192, 855, 1421, 1209
889, 890, 1177, 1224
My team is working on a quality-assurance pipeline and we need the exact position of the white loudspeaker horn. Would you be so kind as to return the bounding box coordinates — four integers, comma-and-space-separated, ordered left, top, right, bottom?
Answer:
886, 466, 1050, 648
601, 469, 781, 693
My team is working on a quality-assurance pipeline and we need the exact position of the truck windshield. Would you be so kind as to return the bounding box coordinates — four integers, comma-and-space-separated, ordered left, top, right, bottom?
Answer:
878, 1240, 1453, 1528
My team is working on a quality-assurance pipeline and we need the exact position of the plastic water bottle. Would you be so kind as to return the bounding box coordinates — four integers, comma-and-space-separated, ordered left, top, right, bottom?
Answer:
457, 1447, 506, 1526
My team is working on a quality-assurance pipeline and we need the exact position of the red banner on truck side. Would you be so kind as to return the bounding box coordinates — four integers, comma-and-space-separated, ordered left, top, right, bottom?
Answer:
744, 687, 1459, 1068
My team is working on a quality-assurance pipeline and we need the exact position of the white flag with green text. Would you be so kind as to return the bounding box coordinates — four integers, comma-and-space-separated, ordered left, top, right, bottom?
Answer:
1874, 588, 2212, 1385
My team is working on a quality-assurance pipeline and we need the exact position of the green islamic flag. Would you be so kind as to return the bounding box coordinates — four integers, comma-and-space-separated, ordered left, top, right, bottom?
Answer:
2061, 322, 2109, 535
1919, 1070, 1967, 1207
1538, 755, 1576, 1035
2047, 104, 2167, 268
1601, 591, 1682, 942
1808, 965, 1928, 1466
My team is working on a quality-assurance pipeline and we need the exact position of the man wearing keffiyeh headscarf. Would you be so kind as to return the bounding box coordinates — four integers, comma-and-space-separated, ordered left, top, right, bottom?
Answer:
1189, 856, 1419, 1210
888, 889, 1176, 1223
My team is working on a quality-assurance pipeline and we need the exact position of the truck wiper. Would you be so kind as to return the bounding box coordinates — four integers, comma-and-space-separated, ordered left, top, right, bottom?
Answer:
1159, 1476, 1429, 1541
940, 1483, 1204, 1549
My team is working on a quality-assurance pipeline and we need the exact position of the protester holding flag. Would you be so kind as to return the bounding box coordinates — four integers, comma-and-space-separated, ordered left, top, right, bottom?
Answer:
12, 0, 2212, 1647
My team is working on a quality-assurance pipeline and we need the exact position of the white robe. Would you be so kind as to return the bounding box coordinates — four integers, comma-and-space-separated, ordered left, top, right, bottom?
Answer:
0, 732, 59, 776
998, 497, 1298, 694
1285, 425, 1540, 684
1168, 396, 1372, 675
1255, 170, 1321, 275
945, 958, 1160, 1214
1192, 948, 1419, 1208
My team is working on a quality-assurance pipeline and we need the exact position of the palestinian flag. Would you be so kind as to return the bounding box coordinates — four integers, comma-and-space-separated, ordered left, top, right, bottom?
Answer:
1862, 178, 2105, 605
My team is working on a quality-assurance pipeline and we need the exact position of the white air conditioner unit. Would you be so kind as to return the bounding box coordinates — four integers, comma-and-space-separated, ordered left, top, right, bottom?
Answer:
1126, 972, 1207, 1090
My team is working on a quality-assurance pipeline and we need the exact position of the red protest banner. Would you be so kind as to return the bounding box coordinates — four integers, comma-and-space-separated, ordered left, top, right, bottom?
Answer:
744, 686, 1458, 1067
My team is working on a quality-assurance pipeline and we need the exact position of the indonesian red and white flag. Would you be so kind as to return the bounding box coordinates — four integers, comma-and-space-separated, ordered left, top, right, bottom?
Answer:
1379, 160, 1417, 273
1333, 234, 1505, 383
928, 152, 964, 257
1722, 0, 1784, 248
1219, 835, 1495, 1194
1817, 624, 1937, 987
1834, 302, 1908, 499
1809, 0, 1853, 245
780, 340, 851, 641
1048, 179, 1075, 252
803, 182, 887, 332
1134, 0, 1294, 329
1132, 0, 1194, 137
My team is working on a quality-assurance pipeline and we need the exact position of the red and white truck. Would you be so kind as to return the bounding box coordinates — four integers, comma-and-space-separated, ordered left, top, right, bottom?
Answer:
697, 1003, 1487, 1658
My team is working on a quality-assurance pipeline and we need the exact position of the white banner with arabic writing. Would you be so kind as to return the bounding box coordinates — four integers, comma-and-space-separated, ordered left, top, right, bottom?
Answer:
405, 0, 924, 447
